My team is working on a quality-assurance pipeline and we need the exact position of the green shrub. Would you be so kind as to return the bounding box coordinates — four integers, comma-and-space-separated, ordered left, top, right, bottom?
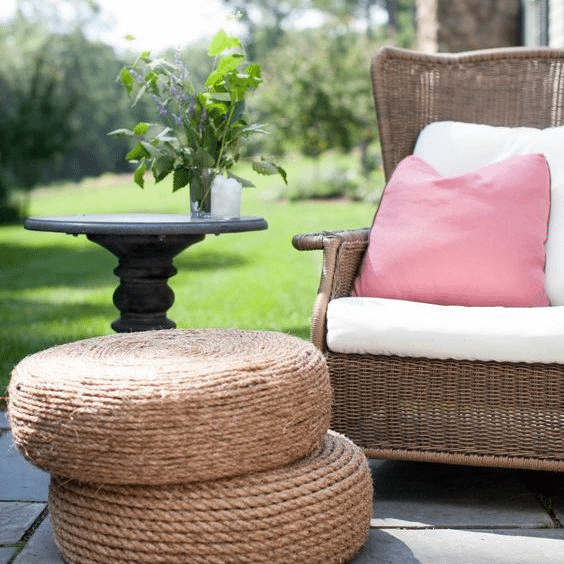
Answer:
280, 164, 385, 203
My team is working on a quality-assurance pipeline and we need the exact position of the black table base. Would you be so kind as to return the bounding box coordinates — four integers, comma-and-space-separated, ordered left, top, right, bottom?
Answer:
24, 213, 267, 332
88, 234, 205, 332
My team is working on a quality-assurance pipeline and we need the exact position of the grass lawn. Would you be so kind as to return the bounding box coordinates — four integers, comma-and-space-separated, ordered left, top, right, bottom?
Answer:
0, 155, 379, 404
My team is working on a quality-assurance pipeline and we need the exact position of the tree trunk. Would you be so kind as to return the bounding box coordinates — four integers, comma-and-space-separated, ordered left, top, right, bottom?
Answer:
437, 0, 521, 51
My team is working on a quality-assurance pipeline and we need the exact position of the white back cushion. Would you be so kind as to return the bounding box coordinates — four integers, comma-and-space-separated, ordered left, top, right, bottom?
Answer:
413, 121, 564, 305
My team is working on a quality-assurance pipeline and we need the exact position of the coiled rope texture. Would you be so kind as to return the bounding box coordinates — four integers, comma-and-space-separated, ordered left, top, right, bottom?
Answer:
8, 329, 332, 485
49, 431, 373, 564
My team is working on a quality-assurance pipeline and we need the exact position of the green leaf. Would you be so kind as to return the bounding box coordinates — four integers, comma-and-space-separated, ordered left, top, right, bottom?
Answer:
278, 165, 288, 185
208, 30, 241, 57
207, 92, 232, 102
126, 142, 151, 161
136, 51, 152, 64
107, 128, 134, 138
241, 123, 267, 135
152, 155, 175, 182
173, 167, 191, 192
155, 127, 175, 142
208, 30, 228, 56
144, 71, 160, 95
142, 141, 162, 157
252, 159, 288, 184
193, 148, 216, 169
132, 84, 147, 107
206, 103, 229, 126
133, 161, 147, 188
120, 67, 134, 95
218, 54, 244, 74
133, 122, 151, 136
246, 63, 261, 82
227, 171, 255, 188
252, 159, 277, 176
230, 101, 246, 124
205, 70, 224, 88
183, 122, 200, 147
225, 73, 257, 101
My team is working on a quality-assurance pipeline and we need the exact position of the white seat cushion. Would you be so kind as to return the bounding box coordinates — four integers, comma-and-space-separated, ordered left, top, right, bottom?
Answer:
327, 297, 564, 363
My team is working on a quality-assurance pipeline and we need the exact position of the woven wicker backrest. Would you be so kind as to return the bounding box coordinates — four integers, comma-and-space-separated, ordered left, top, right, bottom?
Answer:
372, 47, 564, 180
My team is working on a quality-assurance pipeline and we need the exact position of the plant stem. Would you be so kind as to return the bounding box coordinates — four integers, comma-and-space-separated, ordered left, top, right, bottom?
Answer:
215, 102, 236, 172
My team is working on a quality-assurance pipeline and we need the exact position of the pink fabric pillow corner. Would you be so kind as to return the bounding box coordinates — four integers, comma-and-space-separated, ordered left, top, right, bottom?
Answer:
353, 153, 551, 307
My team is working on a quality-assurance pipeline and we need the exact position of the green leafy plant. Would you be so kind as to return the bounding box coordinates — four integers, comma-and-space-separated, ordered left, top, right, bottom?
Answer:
109, 29, 287, 200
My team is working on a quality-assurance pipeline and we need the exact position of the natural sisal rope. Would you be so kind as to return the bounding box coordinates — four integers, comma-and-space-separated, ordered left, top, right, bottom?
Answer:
8, 329, 331, 484
49, 431, 373, 564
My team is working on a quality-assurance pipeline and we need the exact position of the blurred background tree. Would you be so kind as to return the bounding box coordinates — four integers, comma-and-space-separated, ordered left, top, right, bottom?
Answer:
252, 27, 376, 159
0, 0, 140, 218
0, 12, 79, 219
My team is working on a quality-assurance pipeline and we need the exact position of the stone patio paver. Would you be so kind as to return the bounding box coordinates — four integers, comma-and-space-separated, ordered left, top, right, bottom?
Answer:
0, 547, 18, 564
0, 431, 49, 503
0, 503, 45, 544
352, 527, 564, 564
11, 518, 64, 564
519, 469, 564, 525
369, 459, 553, 528
554, 497, 564, 524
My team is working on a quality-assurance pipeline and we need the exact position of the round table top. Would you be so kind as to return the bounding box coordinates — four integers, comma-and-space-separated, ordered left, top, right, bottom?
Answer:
24, 213, 268, 236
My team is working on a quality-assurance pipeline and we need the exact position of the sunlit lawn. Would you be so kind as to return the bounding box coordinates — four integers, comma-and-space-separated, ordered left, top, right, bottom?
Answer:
0, 155, 378, 403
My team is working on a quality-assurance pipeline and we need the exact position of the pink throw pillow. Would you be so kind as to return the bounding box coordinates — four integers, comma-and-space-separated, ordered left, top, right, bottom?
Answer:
353, 154, 551, 306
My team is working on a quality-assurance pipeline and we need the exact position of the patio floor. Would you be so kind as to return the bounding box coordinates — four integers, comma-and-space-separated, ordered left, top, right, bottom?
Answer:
2, 409, 564, 564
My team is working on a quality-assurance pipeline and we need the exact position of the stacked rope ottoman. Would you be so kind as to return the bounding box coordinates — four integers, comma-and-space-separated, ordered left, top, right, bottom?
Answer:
8, 328, 373, 563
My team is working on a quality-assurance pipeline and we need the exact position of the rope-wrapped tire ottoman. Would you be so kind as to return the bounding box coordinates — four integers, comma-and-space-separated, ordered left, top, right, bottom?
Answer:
8, 329, 332, 484
49, 431, 373, 564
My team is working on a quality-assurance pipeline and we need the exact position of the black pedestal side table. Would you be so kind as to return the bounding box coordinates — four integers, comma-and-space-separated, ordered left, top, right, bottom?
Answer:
24, 214, 268, 332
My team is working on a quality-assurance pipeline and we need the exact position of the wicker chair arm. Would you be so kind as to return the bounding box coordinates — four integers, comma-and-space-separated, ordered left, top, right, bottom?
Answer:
292, 229, 370, 251
292, 229, 370, 351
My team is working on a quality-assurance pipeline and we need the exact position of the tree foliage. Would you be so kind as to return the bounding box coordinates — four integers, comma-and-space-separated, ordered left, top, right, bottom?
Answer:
220, 0, 308, 61
0, 17, 81, 215
44, 31, 142, 182
0, 2, 139, 207
251, 27, 379, 158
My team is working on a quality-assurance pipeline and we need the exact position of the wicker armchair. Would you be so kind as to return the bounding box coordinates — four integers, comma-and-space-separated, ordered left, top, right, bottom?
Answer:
293, 46, 564, 472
